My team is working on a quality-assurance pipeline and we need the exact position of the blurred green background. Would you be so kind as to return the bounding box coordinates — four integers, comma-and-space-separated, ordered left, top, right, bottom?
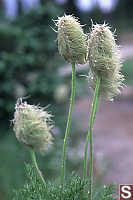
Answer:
0, 0, 133, 199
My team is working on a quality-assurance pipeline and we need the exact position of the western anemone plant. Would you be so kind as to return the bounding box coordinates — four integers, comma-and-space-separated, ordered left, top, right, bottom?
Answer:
12, 15, 124, 200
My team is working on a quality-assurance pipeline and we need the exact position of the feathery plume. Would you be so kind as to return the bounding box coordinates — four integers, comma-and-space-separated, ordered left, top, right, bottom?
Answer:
57, 15, 87, 64
88, 23, 124, 100
13, 99, 53, 152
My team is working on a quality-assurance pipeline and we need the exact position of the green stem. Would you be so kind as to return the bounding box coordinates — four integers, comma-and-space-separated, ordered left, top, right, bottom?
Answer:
61, 62, 76, 185
30, 150, 46, 186
83, 76, 101, 199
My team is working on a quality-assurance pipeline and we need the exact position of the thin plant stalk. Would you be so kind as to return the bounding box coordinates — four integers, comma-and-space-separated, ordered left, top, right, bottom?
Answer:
83, 76, 101, 199
30, 150, 46, 186
61, 62, 76, 185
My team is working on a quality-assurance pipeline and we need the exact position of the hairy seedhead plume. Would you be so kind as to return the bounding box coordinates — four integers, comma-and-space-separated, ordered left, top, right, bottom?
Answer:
13, 99, 53, 152
88, 23, 124, 100
57, 14, 87, 64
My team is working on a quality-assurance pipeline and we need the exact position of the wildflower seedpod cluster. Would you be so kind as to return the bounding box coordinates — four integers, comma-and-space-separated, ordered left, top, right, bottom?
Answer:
11, 14, 125, 200
13, 100, 53, 152
57, 15, 87, 64
88, 24, 124, 100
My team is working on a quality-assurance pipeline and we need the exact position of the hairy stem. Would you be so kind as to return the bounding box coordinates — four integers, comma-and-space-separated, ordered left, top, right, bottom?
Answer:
83, 76, 101, 199
30, 150, 46, 186
61, 62, 76, 185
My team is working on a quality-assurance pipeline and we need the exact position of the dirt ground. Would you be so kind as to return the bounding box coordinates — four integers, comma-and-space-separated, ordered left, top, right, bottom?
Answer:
73, 90, 133, 184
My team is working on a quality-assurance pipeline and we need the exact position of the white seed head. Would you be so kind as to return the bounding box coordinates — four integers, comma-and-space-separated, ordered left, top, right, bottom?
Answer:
88, 23, 124, 100
13, 99, 53, 152
57, 15, 87, 64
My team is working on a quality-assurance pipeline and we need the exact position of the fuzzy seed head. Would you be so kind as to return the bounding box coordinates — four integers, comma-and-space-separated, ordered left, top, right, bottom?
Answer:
13, 99, 53, 151
57, 15, 87, 64
88, 23, 124, 100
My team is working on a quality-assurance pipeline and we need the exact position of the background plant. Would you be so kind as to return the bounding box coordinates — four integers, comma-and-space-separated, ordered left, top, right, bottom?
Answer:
0, 2, 66, 199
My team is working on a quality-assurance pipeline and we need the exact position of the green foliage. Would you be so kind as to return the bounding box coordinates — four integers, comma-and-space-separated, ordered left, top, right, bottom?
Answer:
13, 164, 116, 200
0, 2, 66, 199
0, 134, 29, 200
93, 184, 117, 200
0, 2, 63, 132
0, 133, 63, 200
13, 164, 88, 200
